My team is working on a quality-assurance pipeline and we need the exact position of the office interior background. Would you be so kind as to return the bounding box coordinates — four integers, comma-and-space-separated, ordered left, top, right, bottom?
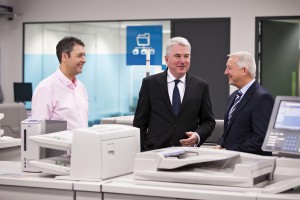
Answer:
0, 0, 300, 125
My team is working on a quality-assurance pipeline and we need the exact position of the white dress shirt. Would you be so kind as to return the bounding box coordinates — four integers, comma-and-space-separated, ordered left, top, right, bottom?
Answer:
167, 70, 200, 145
167, 70, 186, 103
239, 79, 255, 100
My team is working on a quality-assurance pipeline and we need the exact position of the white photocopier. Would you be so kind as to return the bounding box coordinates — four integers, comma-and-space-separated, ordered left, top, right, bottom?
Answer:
21, 119, 67, 172
102, 96, 300, 200
27, 123, 140, 181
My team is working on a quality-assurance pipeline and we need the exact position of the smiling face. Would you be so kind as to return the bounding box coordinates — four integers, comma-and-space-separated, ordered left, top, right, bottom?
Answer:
165, 44, 191, 79
61, 44, 86, 79
224, 56, 250, 89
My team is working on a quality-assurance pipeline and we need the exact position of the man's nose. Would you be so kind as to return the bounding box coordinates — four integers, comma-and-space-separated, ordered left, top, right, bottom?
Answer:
179, 56, 186, 63
224, 68, 228, 75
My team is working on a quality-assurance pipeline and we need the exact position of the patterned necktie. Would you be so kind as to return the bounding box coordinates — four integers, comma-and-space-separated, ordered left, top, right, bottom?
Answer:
228, 90, 243, 124
172, 80, 181, 117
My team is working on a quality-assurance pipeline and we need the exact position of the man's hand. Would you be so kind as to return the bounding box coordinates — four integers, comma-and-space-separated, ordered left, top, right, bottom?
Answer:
213, 145, 223, 149
180, 132, 198, 147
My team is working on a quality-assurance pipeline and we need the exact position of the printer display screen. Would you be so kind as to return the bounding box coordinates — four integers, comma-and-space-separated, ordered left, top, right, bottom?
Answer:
274, 100, 300, 131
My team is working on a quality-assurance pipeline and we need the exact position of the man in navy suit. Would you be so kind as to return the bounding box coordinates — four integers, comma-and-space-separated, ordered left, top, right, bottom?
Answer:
133, 37, 215, 152
215, 52, 274, 155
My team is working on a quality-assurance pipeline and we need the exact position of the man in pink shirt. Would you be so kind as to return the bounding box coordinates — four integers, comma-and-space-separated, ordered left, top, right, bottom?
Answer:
32, 36, 88, 130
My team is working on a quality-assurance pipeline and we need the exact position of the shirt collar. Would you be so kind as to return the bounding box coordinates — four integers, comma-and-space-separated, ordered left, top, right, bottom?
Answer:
55, 68, 77, 88
240, 79, 255, 96
167, 70, 186, 84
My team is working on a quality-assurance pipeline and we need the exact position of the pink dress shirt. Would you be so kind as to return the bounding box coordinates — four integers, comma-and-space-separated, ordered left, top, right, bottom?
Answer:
32, 68, 88, 130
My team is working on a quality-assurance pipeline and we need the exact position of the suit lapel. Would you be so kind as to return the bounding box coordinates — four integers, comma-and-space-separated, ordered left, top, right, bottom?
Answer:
180, 73, 192, 113
224, 81, 259, 134
159, 70, 174, 114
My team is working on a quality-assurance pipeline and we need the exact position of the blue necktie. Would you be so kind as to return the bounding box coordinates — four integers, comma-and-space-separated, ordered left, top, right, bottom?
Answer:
172, 80, 181, 117
228, 90, 243, 124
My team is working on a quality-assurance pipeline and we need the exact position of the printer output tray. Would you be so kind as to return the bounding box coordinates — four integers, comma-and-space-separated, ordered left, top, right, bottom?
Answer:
29, 155, 70, 175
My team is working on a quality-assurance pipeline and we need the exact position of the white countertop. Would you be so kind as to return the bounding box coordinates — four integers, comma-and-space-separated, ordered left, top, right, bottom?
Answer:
0, 161, 73, 190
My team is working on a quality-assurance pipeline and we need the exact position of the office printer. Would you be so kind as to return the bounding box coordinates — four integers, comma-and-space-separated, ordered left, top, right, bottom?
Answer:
21, 119, 67, 172
134, 147, 276, 188
133, 147, 300, 195
132, 96, 300, 196
28, 124, 140, 181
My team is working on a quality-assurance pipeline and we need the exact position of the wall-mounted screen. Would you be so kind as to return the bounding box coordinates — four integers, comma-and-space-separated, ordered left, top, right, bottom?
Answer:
13, 82, 32, 102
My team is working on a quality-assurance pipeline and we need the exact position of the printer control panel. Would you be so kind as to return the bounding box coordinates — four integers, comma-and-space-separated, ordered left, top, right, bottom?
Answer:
22, 119, 44, 124
264, 132, 300, 153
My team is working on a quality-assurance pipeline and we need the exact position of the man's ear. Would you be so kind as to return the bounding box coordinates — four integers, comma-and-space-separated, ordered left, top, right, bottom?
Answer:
242, 67, 248, 75
164, 55, 169, 63
61, 52, 68, 62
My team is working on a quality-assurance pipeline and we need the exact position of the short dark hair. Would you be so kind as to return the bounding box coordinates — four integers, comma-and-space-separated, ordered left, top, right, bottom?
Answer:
56, 36, 85, 63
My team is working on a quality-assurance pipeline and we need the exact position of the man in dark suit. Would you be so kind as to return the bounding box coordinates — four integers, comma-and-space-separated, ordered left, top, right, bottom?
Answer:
133, 37, 215, 152
215, 52, 274, 155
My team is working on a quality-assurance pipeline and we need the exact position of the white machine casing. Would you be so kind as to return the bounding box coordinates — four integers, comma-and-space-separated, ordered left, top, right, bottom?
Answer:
68, 124, 140, 181
0, 103, 27, 138
0, 113, 4, 137
134, 147, 276, 188
21, 119, 67, 172
100, 115, 134, 126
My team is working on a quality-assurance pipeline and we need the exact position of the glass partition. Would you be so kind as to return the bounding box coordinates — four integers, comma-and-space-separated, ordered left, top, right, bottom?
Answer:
24, 20, 170, 125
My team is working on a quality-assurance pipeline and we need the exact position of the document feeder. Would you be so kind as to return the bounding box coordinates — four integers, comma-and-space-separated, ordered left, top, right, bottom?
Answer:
134, 147, 276, 187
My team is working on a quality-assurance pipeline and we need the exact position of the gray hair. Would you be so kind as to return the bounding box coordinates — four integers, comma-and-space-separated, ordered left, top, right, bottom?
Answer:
228, 51, 256, 78
165, 37, 191, 56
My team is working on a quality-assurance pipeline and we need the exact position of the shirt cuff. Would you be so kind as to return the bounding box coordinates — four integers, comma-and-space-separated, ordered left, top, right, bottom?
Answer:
194, 132, 200, 146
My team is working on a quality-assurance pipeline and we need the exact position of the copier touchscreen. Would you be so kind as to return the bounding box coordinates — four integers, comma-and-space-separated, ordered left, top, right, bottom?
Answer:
263, 96, 300, 154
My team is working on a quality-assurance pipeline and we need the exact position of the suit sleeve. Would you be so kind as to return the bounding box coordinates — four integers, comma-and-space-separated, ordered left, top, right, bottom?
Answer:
195, 83, 216, 145
229, 93, 274, 153
133, 79, 150, 151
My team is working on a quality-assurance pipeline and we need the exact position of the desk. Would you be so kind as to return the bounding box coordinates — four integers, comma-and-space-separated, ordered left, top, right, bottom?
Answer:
0, 161, 74, 200
102, 178, 256, 200
74, 181, 102, 200
1, 161, 299, 200
102, 176, 300, 200
258, 193, 300, 200
74, 174, 134, 200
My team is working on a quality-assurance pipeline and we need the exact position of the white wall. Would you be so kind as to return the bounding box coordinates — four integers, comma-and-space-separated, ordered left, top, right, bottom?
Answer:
1, 0, 300, 102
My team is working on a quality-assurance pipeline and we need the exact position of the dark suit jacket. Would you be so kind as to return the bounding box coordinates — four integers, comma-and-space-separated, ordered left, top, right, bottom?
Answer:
219, 80, 274, 155
133, 70, 215, 151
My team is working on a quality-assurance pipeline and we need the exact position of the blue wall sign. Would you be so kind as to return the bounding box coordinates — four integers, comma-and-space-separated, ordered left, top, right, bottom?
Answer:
126, 25, 162, 65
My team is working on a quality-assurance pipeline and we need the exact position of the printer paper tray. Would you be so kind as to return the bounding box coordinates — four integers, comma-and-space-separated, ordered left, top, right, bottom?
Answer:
29, 130, 72, 151
29, 156, 70, 175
